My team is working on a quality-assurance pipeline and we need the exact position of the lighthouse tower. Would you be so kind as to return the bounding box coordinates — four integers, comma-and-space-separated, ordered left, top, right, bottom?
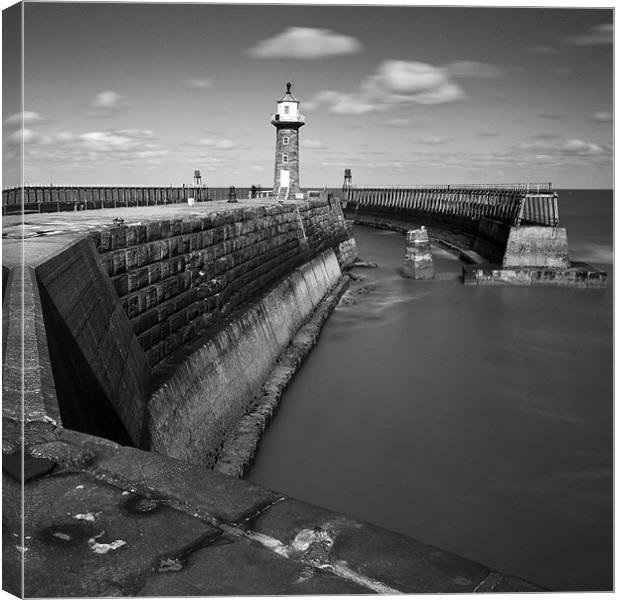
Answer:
271, 82, 305, 200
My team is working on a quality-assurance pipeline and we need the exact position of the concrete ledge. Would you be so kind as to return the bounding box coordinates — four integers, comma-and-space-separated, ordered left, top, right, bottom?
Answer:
463, 263, 607, 288
4, 427, 545, 597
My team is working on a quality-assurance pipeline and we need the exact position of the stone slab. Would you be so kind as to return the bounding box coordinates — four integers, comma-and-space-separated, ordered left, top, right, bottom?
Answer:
137, 532, 369, 596
85, 444, 283, 525
249, 497, 530, 593
13, 470, 219, 597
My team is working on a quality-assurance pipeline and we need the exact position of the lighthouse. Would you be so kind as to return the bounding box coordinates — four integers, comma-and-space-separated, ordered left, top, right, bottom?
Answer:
271, 82, 305, 200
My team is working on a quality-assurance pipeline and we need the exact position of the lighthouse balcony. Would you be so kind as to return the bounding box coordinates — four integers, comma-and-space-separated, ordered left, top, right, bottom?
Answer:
271, 113, 305, 125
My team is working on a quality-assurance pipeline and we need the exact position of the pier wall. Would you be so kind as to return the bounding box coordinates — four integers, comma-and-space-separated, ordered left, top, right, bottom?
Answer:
148, 250, 342, 466
7, 197, 356, 461
344, 186, 572, 271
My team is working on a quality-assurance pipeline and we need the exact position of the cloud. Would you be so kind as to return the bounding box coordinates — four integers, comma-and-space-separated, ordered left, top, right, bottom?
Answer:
562, 139, 606, 156
419, 136, 448, 145
479, 130, 499, 137
194, 138, 235, 150
531, 133, 562, 140
183, 78, 213, 90
306, 60, 468, 115
525, 45, 560, 55
248, 27, 362, 59
516, 136, 609, 158
551, 67, 571, 76
538, 113, 565, 120
87, 91, 127, 116
305, 90, 382, 114
91, 91, 124, 109
565, 23, 613, 46
369, 61, 466, 105
591, 111, 612, 123
301, 139, 323, 149
11, 127, 167, 166
385, 118, 419, 127
3, 111, 45, 128
445, 61, 504, 79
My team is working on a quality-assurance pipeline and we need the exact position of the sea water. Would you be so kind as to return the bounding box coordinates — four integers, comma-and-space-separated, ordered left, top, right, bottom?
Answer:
248, 189, 613, 591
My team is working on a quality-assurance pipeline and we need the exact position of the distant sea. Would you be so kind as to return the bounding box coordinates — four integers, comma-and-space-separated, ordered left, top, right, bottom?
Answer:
249, 189, 613, 591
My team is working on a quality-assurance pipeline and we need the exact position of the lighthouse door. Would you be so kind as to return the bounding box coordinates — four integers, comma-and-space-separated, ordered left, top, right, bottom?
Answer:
280, 169, 290, 187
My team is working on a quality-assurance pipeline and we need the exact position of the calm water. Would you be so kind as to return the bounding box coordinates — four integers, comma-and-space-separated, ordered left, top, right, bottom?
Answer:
248, 189, 613, 591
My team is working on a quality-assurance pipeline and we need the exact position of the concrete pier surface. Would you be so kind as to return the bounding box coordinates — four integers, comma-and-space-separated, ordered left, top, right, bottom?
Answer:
2, 201, 545, 595
2, 199, 281, 267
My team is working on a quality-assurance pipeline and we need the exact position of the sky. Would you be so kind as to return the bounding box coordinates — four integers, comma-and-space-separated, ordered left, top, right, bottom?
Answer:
2, 2, 614, 189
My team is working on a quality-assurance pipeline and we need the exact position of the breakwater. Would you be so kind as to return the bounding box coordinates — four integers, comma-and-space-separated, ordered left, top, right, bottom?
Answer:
344, 184, 606, 287
5, 196, 357, 462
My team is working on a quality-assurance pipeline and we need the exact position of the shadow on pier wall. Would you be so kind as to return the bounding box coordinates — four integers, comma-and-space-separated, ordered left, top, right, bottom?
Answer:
37, 279, 134, 446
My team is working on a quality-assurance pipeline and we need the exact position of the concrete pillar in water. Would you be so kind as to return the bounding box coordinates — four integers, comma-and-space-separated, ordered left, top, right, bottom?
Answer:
403, 226, 434, 279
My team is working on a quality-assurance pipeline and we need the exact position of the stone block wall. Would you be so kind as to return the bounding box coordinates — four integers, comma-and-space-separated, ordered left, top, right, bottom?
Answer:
90, 200, 351, 368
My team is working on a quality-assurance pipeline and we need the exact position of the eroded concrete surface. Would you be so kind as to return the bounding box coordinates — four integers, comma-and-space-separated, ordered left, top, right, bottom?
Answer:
3, 428, 544, 596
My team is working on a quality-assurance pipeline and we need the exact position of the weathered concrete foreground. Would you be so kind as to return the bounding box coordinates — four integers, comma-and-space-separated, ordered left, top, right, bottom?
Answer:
3, 197, 543, 595
4, 430, 543, 596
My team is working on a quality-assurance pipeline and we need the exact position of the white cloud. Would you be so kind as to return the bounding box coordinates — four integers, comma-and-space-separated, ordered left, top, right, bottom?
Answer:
591, 111, 612, 123
307, 60, 467, 115
14, 128, 167, 165
385, 118, 418, 127
91, 91, 124, 109
248, 27, 362, 59
3, 111, 44, 127
183, 78, 214, 90
87, 91, 127, 116
565, 23, 613, 46
367, 61, 466, 105
516, 136, 609, 159
419, 136, 448, 145
194, 138, 235, 150
538, 113, 565, 120
562, 139, 606, 156
445, 61, 504, 79
306, 90, 382, 114
525, 46, 560, 55
301, 139, 323, 149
